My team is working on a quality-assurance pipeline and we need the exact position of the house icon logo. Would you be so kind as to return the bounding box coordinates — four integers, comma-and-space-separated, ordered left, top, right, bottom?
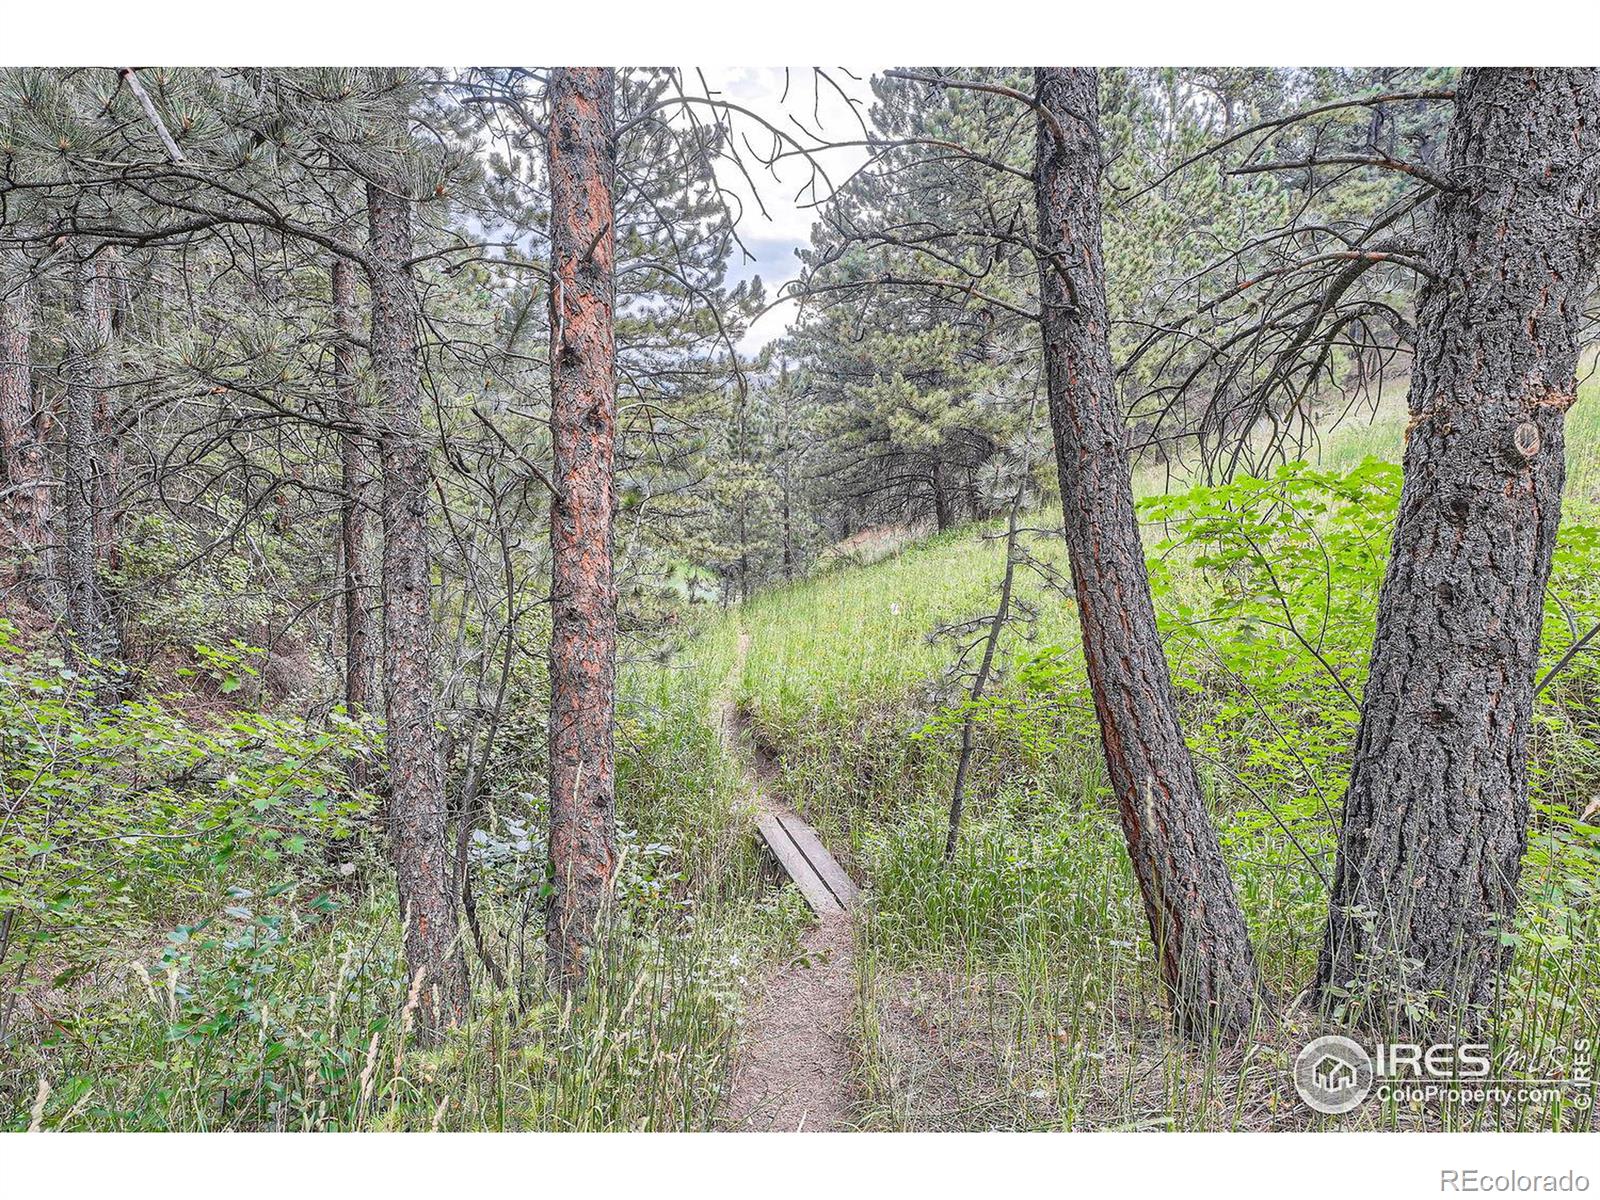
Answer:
1294, 1035, 1374, 1114
1313, 1055, 1357, 1093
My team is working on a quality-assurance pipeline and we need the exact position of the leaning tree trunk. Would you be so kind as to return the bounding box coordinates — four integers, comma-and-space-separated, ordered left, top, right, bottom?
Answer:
544, 66, 619, 991
1, 266, 53, 590
366, 177, 468, 1036
62, 250, 117, 669
1317, 69, 1600, 1035
332, 254, 378, 770
1033, 67, 1262, 1038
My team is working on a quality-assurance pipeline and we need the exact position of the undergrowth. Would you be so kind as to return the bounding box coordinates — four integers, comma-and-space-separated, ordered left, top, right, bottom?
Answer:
722, 380, 1600, 1131
1, 619, 797, 1130
7, 373, 1599, 1132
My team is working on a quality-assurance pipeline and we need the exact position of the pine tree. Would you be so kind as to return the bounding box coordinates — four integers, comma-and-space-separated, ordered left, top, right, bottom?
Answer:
1317, 68, 1600, 1034
544, 66, 620, 990
1034, 67, 1264, 1038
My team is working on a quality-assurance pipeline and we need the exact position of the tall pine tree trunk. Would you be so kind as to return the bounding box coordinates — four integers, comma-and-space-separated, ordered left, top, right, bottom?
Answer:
92, 249, 124, 569
545, 66, 619, 990
333, 255, 377, 750
62, 250, 117, 667
1033, 67, 1262, 1038
1, 267, 53, 588
366, 177, 468, 1035
1317, 69, 1600, 1034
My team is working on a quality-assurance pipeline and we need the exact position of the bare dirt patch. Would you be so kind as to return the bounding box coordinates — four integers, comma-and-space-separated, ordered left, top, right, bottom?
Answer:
722, 914, 857, 1131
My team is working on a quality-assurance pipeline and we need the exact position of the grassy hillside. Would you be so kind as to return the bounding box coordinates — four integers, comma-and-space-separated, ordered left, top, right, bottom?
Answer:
9, 375, 1596, 1132
691, 372, 1600, 1130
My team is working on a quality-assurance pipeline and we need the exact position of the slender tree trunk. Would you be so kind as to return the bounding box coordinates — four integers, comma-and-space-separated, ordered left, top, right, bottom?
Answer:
366, 178, 468, 1035
946, 497, 1020, 860
92, 249, 124, 569
545, 66, 619, 991
781, 484, 794, 580
333, 255, 378, 749
1, 268, 53, 589
735, 399, 750, 599
737, 502, 750, 603
1033, 67, 1262, 1038
930, 458, 952, 532
1317, 69, 1600, 1034
62, 251, 117, 668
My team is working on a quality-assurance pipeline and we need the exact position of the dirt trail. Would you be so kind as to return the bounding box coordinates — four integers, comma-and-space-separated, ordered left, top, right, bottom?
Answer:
718, 631, 859, 1132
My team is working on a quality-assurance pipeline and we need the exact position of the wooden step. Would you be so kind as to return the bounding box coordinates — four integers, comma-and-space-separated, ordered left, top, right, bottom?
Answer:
755, 808, 857, 914
773, 811, 860, 908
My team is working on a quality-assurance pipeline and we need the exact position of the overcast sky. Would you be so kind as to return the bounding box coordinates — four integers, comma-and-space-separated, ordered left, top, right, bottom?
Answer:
687, 68, 879, 354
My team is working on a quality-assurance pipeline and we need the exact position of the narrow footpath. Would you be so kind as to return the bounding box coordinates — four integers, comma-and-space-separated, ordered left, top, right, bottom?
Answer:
718, 632, 859, 1132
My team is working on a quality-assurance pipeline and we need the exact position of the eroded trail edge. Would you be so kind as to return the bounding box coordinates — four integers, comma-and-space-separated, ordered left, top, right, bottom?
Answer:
718, 631, 859, 1132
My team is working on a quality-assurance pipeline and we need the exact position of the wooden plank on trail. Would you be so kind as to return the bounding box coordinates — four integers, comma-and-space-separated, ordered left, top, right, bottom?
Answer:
756, 811, 847, 914
774, 812, 860, 909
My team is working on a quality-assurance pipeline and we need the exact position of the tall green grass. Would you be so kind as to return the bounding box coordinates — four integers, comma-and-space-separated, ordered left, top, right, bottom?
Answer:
709, 376, 1600, 1131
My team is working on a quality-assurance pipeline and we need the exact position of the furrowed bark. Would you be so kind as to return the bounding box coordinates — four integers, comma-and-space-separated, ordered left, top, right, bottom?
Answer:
1033, 67, 1263, 1038
1317, 69, 1600, 1035
333, 255, 378, 752
545, 66, 619, 991
1, 267, 54, 591
366, 177, 468, 1036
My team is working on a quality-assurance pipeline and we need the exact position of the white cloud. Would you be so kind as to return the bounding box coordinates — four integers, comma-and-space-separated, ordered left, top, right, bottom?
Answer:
681, 67, 881, 354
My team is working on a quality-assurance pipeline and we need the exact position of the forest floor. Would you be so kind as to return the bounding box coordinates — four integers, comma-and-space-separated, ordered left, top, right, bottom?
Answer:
719, 631, 860, 1132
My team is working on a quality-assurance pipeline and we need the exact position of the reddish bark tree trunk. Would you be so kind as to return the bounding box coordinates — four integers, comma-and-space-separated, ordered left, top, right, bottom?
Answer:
1033, 67, 1262, 1038
366, 177, 468, 1035
1317, 69, 1600, 1034
333, 255, 377, 740
1, 269, 53, 587
545, 66, 619, 990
